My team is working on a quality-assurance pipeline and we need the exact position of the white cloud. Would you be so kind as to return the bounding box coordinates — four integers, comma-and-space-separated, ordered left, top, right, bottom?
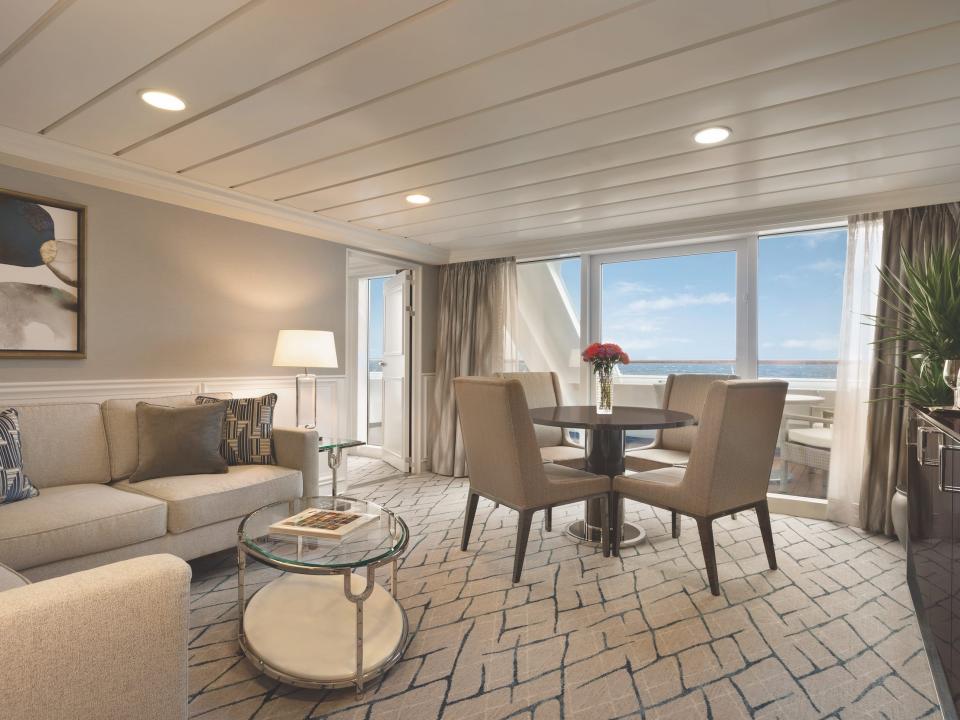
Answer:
611, 280, 654, 295
780, 337, 838, 351
801, 259, 844, 273
627, 292, 734, 312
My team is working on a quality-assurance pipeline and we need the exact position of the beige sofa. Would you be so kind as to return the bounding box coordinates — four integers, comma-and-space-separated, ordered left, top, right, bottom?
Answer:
0, 554, 191, 720
0, 393, 319, 581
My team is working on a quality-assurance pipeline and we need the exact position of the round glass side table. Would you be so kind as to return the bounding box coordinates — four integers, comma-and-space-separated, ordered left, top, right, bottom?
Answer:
237, 496, 409, 695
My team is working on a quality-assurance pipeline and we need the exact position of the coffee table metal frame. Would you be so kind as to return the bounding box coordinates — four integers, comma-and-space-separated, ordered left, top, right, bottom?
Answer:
237, 496, 409, 695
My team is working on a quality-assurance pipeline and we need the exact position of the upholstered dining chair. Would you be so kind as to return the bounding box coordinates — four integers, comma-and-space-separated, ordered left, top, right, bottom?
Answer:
612, 379, 788, 596
498, 371, 585, 531
454, 377, 611, 582
626, 373, 737, 535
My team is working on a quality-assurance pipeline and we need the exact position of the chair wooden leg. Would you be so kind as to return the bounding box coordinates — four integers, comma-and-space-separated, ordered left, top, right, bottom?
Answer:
493, 502, 499, 509
513, 510, 534, 583
599, 495, 610, 558
544, 506, 552, 532
610, 492, 621, 557
756, 500, 778, 570
696, 517, 720, 596
671, 511, 680, 539
461, 492, 480, 552
731, 512, 737, 520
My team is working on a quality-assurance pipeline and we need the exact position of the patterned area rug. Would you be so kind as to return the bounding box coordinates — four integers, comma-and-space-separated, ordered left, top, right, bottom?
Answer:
187, 458, 941, 719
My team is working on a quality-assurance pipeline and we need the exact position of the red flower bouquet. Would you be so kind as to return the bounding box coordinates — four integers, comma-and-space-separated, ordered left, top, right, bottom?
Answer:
582, 343, 629, 413
581, 342, 630, 371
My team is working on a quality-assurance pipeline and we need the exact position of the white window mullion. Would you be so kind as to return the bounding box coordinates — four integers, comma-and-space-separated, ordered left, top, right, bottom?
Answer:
737, 235, 759, 379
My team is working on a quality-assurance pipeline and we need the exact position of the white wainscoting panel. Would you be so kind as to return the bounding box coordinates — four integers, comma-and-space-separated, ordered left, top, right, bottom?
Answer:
0, 374, 349, 482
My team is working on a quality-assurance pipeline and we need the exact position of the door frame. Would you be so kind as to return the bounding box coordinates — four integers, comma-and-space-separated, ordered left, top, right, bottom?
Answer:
346, 251, 425, 473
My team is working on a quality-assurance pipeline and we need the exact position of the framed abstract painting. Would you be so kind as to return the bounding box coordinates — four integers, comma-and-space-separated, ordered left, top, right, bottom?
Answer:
0, 189, 85, 358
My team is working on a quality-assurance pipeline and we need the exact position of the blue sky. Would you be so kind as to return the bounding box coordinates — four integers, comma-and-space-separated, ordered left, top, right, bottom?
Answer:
368, 276, 386, 360
554, 227, 847, 362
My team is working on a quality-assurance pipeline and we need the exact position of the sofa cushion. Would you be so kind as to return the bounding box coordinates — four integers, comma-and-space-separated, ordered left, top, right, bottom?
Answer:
0, 484, 167, 571
0, 562, 28, 592
12, 403, 111, 487
117, 465, 302, 534
129, 402, 228, 482
0, 408, 38, 504
197, 394, 278, 466
101, 393, 231, 481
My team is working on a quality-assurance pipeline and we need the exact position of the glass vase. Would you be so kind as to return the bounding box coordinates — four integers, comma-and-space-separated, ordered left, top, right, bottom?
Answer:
595, 367, 613, 414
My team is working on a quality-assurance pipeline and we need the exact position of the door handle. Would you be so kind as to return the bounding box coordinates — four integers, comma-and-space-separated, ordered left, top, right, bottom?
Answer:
917, 425, 943, 467
378, 361, 386, 368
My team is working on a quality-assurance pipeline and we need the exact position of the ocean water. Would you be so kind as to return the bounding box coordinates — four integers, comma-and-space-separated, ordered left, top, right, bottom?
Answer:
620, 362, 837, 379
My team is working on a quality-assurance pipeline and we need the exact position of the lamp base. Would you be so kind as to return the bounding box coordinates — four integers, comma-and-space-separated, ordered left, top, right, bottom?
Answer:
295, 373, 318, 429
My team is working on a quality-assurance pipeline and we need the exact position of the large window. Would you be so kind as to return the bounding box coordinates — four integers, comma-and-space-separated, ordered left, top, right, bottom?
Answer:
758, 228, 848, 380
600, 251, 737, 377
516, 225, 848, 504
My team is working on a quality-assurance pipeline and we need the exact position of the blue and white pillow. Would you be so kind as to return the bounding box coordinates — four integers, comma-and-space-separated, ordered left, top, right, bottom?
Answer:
0, 407, 38, 505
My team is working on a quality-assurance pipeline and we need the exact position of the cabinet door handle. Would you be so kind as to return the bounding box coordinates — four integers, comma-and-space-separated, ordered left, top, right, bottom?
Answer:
940, 445, 960, 492
918, 426, 942, 467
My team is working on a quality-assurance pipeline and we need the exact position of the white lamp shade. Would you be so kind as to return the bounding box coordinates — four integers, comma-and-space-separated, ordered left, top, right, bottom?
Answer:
272, 330, 338, 369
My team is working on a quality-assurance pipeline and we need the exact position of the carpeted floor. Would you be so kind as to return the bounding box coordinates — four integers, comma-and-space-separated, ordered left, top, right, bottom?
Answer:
187, 458, 941, 719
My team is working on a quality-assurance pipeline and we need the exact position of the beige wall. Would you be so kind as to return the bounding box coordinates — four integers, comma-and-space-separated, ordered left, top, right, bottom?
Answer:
0, 164, 347, 382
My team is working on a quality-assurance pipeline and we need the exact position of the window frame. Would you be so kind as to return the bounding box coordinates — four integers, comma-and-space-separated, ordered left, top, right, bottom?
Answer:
584, 224, 847, 387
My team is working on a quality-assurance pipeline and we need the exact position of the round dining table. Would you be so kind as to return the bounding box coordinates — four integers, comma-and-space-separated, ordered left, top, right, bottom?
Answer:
529, 405, 696, 547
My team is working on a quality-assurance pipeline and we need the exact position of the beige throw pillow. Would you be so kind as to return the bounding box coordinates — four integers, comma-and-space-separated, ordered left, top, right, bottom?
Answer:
129, 402, 228, 482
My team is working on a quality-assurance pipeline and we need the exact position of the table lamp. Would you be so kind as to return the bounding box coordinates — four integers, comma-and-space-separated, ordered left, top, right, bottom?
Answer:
272, 329, 338, 428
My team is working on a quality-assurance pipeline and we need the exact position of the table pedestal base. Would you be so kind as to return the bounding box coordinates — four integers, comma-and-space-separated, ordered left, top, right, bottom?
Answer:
565, 519, 646, 547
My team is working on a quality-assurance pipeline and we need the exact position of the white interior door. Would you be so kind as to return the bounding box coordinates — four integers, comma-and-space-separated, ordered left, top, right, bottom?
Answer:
381, 271, 410, 472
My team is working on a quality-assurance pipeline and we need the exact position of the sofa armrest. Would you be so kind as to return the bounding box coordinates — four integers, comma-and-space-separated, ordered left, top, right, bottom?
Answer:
0, 554, 191, 720
274, 427, 320, 497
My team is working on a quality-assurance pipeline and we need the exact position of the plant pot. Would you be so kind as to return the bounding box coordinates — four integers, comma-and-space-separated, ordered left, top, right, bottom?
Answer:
891, 487, 908, 549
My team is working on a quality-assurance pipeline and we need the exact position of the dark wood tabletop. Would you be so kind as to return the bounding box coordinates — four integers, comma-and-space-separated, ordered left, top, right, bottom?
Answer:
529, 405, 695, 431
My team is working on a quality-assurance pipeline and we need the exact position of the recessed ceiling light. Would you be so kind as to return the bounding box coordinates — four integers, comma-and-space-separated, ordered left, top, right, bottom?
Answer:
139, 90, 186, 111
405, 193, 431, 205
694, 126, 731, 144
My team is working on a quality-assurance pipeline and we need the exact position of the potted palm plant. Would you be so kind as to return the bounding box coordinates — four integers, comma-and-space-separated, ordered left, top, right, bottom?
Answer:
872, 243, 960, 407
871, 242, 960, 545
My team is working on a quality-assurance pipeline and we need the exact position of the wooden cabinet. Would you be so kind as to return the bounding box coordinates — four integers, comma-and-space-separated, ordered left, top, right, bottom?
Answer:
908, 408, 960, 720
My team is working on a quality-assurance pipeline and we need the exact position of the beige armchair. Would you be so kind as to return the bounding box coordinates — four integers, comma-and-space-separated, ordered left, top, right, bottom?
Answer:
627, 373, 737, 534
613, 380, 787, 595
498, 371, 585, 531
626, 373, 738, 468
0, 554, 191, 719
497, 372, 584, 463
455, 377, 611, 581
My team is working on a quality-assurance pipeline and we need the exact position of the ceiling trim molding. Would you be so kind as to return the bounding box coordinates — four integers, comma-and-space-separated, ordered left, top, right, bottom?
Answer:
0, 124, 448, 264
447, 180, 960, 262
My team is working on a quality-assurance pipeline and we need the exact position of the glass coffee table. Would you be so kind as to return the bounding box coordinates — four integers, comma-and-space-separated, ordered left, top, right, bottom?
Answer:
237, 496, 409, 694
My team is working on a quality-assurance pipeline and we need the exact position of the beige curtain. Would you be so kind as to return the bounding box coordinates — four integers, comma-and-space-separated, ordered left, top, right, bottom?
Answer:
860, 202, 960, 534
431, 257, 518, 477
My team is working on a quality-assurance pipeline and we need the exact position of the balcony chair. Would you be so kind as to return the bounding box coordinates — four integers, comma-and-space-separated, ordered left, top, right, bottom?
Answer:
498, 371, 585, 530
454, 377, 611, 582
626, 373, 737, 534
612, 379, 787, 595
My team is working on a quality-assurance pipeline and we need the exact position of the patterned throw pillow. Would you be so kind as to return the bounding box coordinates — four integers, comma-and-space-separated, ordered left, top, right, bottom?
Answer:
196, 394, 277, 466
0, 407, 39, 505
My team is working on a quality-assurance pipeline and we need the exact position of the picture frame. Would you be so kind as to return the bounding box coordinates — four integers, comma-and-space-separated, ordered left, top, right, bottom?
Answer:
0, 188, 85, 358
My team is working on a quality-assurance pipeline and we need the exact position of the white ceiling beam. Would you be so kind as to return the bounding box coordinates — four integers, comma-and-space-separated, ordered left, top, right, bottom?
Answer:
0, 125, 448, 264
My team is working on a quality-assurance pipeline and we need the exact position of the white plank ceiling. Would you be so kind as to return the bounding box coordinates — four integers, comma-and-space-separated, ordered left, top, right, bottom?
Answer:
2, 0, 960, 261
